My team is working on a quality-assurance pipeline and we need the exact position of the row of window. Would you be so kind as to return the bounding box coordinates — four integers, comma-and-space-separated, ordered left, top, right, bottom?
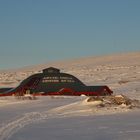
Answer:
42, 79, 75, 83
42, 76, 73, 80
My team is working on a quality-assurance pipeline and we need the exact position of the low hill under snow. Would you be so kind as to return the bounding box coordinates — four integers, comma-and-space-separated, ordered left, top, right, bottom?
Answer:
0, 52, 140, 140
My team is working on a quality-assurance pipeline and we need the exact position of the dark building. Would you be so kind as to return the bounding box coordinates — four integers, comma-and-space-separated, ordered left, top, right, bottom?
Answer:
0, 67, 113, 96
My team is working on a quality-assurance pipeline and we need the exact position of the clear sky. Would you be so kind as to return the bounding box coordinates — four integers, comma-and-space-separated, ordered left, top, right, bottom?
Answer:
0, 0, 140, 69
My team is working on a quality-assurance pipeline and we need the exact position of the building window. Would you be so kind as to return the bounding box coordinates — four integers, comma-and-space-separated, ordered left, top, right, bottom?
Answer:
42, 76, 75, 83
60, 79, 75, 83
42, 79, 59, 83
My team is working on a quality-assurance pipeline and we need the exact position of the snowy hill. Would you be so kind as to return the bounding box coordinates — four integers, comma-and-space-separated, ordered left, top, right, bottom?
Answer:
0, 52, 140, 140
0, 52, 140, 98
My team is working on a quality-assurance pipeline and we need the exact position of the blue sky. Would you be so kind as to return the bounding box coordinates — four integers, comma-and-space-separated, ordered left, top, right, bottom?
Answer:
0, 0, 140, 69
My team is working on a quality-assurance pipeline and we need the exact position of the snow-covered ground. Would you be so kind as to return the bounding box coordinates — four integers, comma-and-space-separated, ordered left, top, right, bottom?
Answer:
0, 52, 140, 140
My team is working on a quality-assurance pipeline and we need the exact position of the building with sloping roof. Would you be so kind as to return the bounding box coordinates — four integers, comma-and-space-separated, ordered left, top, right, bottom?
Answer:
0, 67, 113, 96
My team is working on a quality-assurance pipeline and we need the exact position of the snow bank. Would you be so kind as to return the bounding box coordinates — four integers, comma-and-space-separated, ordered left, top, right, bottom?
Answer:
0, 52, 140, 140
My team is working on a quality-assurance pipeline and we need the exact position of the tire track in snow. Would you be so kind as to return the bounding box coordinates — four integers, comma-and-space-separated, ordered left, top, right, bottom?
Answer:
0, 112, 49, 140
0, 101, 82, 140
0, 100, 95, 140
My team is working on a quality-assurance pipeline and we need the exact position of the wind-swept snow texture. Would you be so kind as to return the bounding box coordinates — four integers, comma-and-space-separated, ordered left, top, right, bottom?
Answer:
0, 52, 140, 140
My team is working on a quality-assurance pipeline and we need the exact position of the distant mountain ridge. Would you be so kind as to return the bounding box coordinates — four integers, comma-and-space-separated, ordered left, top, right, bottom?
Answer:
1, 51, 140, 72
0, 52, 140, 88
